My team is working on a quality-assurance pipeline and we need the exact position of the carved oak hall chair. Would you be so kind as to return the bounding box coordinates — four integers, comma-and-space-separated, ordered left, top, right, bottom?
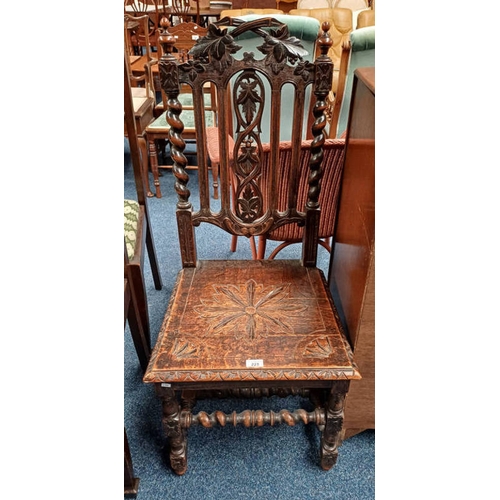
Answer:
143, 17, 360, 475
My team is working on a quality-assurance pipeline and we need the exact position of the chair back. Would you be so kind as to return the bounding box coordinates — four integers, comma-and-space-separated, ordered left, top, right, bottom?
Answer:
124, 13, 156, 99
276, 0, 298, 14
218, 14, 320, 142
167, 21, 208, 56
158, 17, 334, 268
171, 0, 193, 23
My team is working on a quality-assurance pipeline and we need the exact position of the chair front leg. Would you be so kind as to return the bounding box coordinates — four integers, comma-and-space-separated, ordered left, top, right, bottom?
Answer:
161, 388, 188, 475
320, 381, 350, 470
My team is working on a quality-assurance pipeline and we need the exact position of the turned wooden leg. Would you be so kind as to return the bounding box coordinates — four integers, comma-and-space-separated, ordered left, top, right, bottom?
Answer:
249, 236, 257, 259
162, 388, 188, 475
148, 138, 162, 198
320, 381, 350, 470
257, 235, 267, 260
212, 161, 219, 200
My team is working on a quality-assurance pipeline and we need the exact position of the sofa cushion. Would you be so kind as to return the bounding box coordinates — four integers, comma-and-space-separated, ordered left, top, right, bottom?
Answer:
289, 7, 353, 95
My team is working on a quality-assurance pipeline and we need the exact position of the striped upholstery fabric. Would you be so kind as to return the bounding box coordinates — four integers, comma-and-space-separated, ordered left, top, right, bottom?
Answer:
262, 139, 345, 243
124, 199, 140, 260
206, 127, 235, 164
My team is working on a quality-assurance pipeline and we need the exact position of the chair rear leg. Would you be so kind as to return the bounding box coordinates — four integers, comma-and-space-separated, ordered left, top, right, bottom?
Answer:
257, 235, 267, 259
212, 160, 219, 199
145, 218, 163, 290
126, 285, 151, 373
127, 263, 151, 350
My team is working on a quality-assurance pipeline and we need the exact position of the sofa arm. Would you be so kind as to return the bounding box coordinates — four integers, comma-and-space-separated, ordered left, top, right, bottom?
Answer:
350, 26, 375, 52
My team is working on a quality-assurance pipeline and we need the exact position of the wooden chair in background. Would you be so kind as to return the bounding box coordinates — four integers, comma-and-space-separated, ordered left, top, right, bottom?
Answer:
124, 13, 158, 181
143, 17, 360, 476
276, 0, 297, 14
124, 1, 159, 51
124, 52, 163, 372
144, 18, 217, 198
229, 139, 346, 259
171, 0, 194, 24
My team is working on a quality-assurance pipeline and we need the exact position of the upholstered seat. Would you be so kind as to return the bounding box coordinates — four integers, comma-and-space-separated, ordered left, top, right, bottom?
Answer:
124, 199, 140, 260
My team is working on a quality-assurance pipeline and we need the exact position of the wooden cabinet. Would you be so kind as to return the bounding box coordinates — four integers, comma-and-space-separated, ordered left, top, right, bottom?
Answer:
328, 67, 375, 439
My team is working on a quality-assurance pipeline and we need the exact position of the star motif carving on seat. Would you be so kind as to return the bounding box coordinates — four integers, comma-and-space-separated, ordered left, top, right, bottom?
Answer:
194, 279, 307, 340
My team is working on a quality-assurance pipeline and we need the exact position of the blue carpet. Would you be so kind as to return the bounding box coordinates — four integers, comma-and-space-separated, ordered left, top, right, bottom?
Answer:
124, 139, 375, 499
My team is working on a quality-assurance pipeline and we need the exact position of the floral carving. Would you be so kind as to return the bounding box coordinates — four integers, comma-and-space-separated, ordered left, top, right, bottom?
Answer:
237, 184, 262, 222
257, 25, 308, 74
303, 337, 333, 358
172, 338, 199, 360
189, 23, 241, 72
236, 78, 263, 125
194, 279, 307, 341
178, 58, 206, 83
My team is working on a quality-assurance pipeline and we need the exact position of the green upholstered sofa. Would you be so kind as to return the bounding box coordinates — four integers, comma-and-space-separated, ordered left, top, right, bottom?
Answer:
336, 25, 375, 137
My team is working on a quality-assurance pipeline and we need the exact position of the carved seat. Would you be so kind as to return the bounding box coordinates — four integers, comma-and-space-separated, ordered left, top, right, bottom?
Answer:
143, 16, 360, 475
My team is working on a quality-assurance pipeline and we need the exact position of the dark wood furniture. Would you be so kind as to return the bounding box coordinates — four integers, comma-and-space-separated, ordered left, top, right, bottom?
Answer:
143, 17, 360, 476
276, 0, 297, 14
328, 67, 375, 439
124, 283, 140, 498
124, 13, 158, 180
144, 19, 217, 199
124, 427, 140, 498
124, 52, 163, 372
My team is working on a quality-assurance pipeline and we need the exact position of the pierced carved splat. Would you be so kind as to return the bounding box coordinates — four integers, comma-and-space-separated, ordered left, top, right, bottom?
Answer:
232, 71, 265, 224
